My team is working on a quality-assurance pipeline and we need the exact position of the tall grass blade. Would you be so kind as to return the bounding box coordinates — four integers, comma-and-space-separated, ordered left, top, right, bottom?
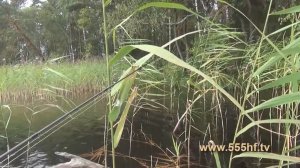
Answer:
45, 84, 70, 92
111, 2, 197, 34
108, 104, 121, 123
213, 151, 222, 168
267, 21, 300, 37
285, 37, 300, 48
258, 72, 300, 91
253, 41, 300, 76
267, 162, 299, 168
120, 67, 137, 102
109, 67, 137, 123
47, 56, 68, 63
44, 67, 72, 83
109, 46, 135, 67
244, 92, 300, 114
104, 0, 112, 7
113, 87, 137, 148
235, 119, 300, 138
110, 30, 203, 96
233, 152, 300, 163
130, 44, 243, 111
137, 2, 196, 14
111, 73, 127, 96
271, 6, 300, 15
283, 145, 300, 154
1, 105, 12, 130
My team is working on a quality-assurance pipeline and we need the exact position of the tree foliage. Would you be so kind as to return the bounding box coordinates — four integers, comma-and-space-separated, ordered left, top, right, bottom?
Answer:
0, 0, 298, 64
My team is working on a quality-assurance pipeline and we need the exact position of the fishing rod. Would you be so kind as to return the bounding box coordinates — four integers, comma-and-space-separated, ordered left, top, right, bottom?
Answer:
0, 61, 147, 166
1, 92, 107, 167
0, 30, 201, 166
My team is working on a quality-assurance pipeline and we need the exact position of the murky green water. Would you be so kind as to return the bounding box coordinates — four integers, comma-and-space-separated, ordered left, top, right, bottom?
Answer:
0, 89, 286, 168
0, 92, 176, 167
0, 92, 107, 167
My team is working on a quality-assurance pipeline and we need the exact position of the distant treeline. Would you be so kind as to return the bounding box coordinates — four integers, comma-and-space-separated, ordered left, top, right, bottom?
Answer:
0, 0, 298, 64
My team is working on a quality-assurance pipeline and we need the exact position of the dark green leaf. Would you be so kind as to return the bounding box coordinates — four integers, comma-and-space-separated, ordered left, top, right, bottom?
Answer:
114, 87, 138, 148
109, 46, 135, 67
234, 152, 300, 163
244, 92, 300, 114
108, 103, 121, 123
258, 72, 300, 91
271, 6, 300, 15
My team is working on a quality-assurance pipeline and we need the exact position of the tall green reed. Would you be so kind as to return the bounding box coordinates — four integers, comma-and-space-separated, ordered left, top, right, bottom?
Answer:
0, 105, 12, 167
101, 0, 115, 167
107, 3, 235, 168
218, 0, 300, 167
0, 61, 108, 95
109, 1, 300, 167
105, 2, 203, 168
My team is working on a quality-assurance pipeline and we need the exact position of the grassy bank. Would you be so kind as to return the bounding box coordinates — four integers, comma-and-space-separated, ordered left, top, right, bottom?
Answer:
0, 59, 126, 101
1, 1, 300, 167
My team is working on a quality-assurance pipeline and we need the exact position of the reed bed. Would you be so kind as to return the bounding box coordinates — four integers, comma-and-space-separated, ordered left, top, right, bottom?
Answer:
0, 59, 125, 102
0, 83, 103, 103
2, 1, 300, 168
104, 1, 300, 167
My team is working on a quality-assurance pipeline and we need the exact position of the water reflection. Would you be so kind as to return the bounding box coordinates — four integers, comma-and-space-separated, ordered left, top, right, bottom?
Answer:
1, 93, 107, 167
1, 91, 177, 168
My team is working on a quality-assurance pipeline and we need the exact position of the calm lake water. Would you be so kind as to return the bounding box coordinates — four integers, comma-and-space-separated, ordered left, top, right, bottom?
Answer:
0, 91, 176, 168
0, 90, 289, 168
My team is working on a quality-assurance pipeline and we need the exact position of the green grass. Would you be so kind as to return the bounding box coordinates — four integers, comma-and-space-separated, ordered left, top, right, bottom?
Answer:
1, 1, 299, 167
107, 1, 300, 167
0, 59, 121, 94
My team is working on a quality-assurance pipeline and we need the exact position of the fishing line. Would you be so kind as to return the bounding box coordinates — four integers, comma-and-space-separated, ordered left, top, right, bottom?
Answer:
0, 93, 105, 166
1, 92, 107, 167
0, 60, 149, 166
0, 30, 201, 167
2, 91, 106, 164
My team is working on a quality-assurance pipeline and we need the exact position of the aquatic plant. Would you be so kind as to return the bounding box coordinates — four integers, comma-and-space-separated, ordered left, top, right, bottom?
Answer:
108, 1, 300, 167
0, 60, 125, 102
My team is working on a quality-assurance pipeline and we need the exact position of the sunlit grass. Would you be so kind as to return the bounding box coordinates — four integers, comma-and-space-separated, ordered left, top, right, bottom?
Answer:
0, 59, 123, 94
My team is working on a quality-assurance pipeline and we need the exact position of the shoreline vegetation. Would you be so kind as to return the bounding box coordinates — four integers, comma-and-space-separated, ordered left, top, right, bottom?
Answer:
1, 0, 300, 167
0, 59, 124, 103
